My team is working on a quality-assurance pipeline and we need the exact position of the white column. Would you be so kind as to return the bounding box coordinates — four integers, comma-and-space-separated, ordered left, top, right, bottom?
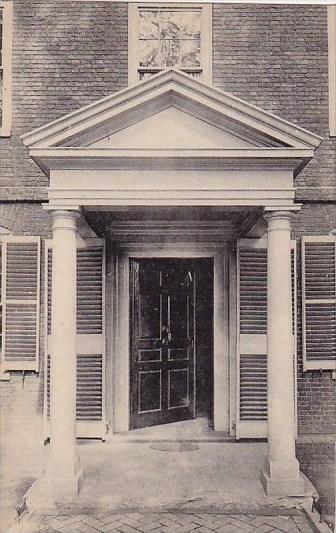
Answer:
47, 210, 83, 498
261, 211, 304, 497
26, 210, 84, 508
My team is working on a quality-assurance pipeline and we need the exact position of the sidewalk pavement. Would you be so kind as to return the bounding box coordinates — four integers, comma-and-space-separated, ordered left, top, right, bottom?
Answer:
296, 443, 335, 531
7, 509, 318, 533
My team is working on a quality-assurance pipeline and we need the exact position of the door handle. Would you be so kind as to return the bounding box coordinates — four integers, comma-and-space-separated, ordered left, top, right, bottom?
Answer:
162, 325, 172, 345
161, 334, 171, 346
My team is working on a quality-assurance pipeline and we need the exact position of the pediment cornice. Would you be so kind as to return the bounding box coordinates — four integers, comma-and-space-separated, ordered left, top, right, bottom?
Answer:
31, 147, 313, 176
22, 69, 322, 149
21, 69, 322, 180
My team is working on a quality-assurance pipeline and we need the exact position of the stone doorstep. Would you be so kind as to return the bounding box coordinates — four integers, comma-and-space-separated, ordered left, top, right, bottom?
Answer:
4, 469, 333, 533
5, 475, 333, 533
13, 496, 319, 524
20, 468, 318, 514
13, 467, 318, 521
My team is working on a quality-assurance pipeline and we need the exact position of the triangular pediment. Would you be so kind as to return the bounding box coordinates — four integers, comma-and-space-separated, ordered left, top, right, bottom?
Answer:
21, 69, 323, 178
90, 107, 256, 150
22, 69, 322, 152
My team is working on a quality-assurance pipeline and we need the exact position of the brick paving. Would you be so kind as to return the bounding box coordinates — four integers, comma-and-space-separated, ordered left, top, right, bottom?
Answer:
32, 512, 314, 533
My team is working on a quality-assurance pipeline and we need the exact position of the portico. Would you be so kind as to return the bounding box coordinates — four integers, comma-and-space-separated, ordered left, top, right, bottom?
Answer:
21, 69, 322, 503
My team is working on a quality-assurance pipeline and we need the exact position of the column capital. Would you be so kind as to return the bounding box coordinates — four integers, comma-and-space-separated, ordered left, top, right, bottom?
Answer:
263, 204, 301, 221
263, 210, 295, 232
51, 209, 80, 232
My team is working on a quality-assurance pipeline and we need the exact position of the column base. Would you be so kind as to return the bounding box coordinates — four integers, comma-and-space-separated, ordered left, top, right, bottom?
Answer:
25, 467, 85, 510
261, 469, 306, 497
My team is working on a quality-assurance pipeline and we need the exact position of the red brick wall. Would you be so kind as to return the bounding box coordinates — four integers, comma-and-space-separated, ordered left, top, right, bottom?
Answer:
212, 3, 335, 202
292, 206, 336, 435
1, 0, 128, 190
1, 2, 334, 198
0, 204, 51, 439
1, 2, 335, 438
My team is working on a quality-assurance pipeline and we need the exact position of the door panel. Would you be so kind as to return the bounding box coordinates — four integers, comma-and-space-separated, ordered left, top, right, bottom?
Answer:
138, 370, 162, 413
130, 259, 196, 429
168, 368, 189, 408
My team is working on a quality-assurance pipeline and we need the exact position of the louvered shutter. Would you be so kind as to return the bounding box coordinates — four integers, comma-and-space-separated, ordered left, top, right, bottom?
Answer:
0, 243, 2, 357
44, 238, 106, 439
236, 238, 296, 439
1, 237, 40, 371
302, 236, 336, 371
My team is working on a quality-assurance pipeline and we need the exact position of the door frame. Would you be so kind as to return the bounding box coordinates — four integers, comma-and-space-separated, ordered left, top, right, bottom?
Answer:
112, 244, 229, 434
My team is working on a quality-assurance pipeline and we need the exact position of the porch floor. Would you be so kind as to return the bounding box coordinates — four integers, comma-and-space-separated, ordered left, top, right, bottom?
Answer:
1, 419, 318, 533
75, 426, 314, 512
78, 440, 267, 511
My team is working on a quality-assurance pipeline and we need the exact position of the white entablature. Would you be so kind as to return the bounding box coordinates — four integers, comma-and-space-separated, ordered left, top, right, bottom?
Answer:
21, 69, 323, 209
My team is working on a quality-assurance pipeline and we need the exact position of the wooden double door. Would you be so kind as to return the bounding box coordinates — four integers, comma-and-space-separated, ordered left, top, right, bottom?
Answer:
130, 258, 213, 430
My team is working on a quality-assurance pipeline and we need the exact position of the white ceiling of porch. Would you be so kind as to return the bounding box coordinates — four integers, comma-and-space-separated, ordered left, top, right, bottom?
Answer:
84, 206, 263, 243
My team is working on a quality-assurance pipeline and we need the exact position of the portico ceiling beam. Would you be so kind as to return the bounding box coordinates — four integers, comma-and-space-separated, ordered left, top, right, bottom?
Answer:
237, 208, 264, 238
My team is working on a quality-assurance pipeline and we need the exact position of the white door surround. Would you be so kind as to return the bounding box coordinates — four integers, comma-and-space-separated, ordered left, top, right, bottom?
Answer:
112, 244, 228, 435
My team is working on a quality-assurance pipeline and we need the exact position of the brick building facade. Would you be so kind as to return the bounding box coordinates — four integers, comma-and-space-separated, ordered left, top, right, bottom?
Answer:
0, 0, 335, 501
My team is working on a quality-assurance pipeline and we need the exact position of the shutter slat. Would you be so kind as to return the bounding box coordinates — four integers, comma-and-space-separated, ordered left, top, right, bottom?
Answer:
47, 246, 103, 335
239, 248, 267, 335
77, 246, 103, 335
237, 241, 296, 437
45, 240, 105, 434
3, 239, 40, 369
6, 243, 39, 301
76, 353, 103, 420
304, 242, 335, 300
240, 354, 267, 421
239, 247, 268, 425
46, 353, 103, 421
239, 248, 295, 335
302, 238, 336, 367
